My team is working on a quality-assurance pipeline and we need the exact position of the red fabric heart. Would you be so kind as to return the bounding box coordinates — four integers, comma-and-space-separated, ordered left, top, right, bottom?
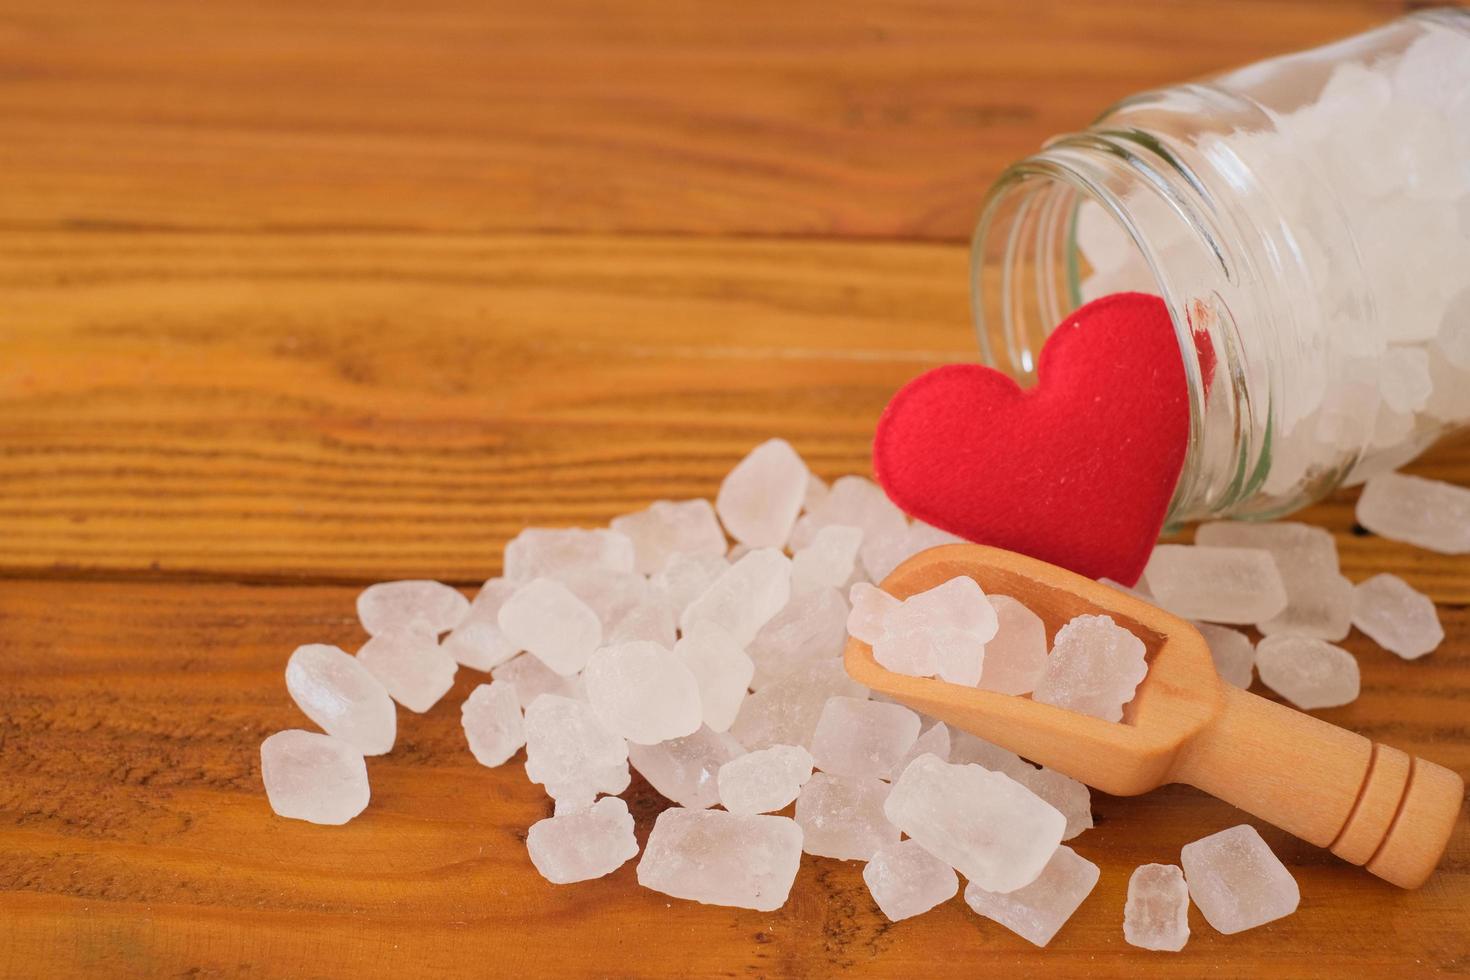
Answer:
873, 292, 1189, 586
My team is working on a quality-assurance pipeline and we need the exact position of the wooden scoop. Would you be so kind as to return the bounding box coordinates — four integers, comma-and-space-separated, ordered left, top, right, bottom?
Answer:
844, 543, 1464, 889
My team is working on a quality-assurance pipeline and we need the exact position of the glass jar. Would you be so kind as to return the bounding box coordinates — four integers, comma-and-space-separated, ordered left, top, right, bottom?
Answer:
971, 9, 1470, 524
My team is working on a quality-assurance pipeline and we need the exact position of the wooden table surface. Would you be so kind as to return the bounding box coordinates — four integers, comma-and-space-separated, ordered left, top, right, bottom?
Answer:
2, 1, 1467, 976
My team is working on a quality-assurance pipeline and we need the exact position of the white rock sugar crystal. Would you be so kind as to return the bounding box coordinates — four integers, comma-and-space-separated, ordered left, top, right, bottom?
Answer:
1143, 545, 1289, 625
356, 579, 470, 638
1011, 766, 1093, 841
863, 839, 959, 922
717, 744, 813, 814
978, 596, 1048, 695
284, 644, 396, 755
873, 576, 998, 681
497, 578, 602, 676
809, 696, 920, 779
681, 548, 792, 645
803, 473, 829, 514
846, 582, 900, 645
523, 694, 629, 803
963, 845, 1099, 947
1124, 863, 1191, 952
948, 731, 1034, 781
650, 552, 729, 618
628, 726, 745, 809
527, 796, 640, 884
1195, 521, 1351, 639
637, 808, 804, 911
607, 600, 677, 649
441, 578, 520, 671
890, 721, 951, 780
1193, 622, 1256, 689
1181, 824, 1299, 934
804, 475, 908, 549
884, 754, 1065, 893
675, 621, 754, 733
610, 499, 727, 574
1032, 614, 1147, 723
861, 520, 967, 585
1356, 473, 1470, 554
1255, 635, 1360, 709
460, 682, 525, 768
715, 438, 810, 549
584, 641, 703, 745
748, 587, 848, 688
791, 524, 864, 596
490, 652, 579, 709
356, 628, 458, 713
547, 566, 647, 632
260, 729, 370, 826
1352, 573, 1444, 660
502, 527, 635, 582
795, 772, 898, 861
731, 658, 867, 751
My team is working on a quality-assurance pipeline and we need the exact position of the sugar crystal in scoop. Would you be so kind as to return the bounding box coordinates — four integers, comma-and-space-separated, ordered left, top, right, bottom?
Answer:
637, 808, 804, 911
522, 694, 629, 803
260, 729, 370, 826
675, 621, 754, 733
978, 596, 1048, 695
460, 682, 525, 768
1123, 863, 1190, 951
863, 839, 959, 922
610, 499, 727, 574
357, 580, 470, 637
890, 576, 999, 641
1356, 472, 1470, 554
628, 726, 745, 809
681, 548, 792, 646
847, 582, 900, 645
584, 641, 703, 745
791, 524, 864, 596
717, 744, 813, 815
497, 577, 602, 676
503, 527, 635, 581
809, 696, 920, 779
963, 845, 1099, 947
1352, 573, 1444, 659
1254, 635, 1360, 709
884, 754, 1065, 893
1181, 824, 1299, 934
795, 772, 898, 861
1143, 545, 1288, 624
527, 796, 640, 884
285, 643, 396, 755
356, 628, 457, 713
715, 438, 810, 549
442, 578, 520, 671
1032, 614, 1147, 723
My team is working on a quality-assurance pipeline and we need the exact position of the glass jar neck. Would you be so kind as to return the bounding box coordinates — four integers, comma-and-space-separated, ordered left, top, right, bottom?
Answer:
971, 91, 1373, 524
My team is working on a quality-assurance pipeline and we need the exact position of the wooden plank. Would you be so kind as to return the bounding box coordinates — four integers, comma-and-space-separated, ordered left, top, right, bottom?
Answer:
0, 0, 1405, 239
6, 227, 1470, 591
0, 578, 1464, 978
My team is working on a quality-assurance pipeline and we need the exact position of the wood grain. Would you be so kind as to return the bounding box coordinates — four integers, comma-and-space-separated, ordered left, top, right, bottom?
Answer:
2, 0, 1468, 976
0, 579, 1465, 978
0, 0, 1412, 240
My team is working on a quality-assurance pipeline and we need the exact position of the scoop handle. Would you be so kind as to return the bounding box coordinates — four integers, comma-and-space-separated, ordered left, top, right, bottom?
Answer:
1170, 682, 1464, 889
